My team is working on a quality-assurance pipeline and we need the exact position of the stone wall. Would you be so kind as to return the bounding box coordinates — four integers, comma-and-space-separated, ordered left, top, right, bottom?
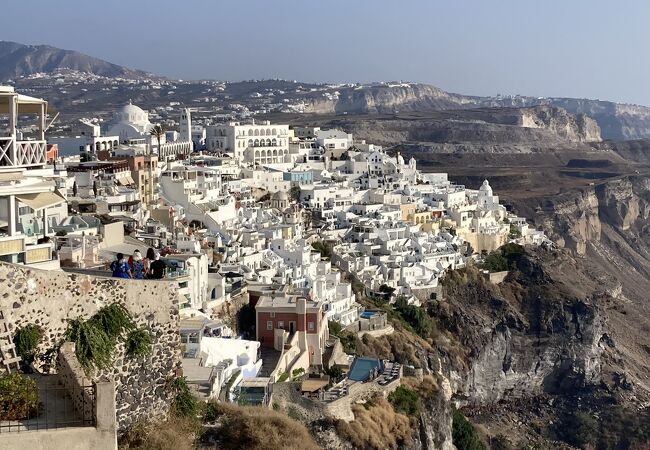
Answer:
58, 342, 93, 420
0, 263, 182, 431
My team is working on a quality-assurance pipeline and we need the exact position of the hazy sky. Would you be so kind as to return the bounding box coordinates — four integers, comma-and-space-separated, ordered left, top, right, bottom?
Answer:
4, 0, 650, 105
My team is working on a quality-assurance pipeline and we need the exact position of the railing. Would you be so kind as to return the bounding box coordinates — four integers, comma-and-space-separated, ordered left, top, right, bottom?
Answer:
0, 384, 96, 433
0, 137, 47, 168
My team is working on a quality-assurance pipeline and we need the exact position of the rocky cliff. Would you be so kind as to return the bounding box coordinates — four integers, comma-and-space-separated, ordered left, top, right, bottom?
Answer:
302, 83, 468, 114
298, 81, 646, 140
519, 106, 601, 143
431, 251, 606, 405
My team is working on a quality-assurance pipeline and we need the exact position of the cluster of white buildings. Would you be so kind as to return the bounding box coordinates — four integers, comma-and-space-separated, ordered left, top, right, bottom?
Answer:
0, 85, 549, 405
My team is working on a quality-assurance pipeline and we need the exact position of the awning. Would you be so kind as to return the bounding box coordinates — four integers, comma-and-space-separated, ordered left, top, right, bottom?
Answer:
15, 191, 66, 210
117, 176, 135, 186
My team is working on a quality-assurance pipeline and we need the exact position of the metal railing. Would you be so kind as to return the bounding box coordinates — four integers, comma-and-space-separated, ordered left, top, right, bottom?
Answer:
0, 384, 96, 433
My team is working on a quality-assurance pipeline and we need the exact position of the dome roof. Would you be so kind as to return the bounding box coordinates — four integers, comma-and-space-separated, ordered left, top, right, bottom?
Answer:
271, 191, 289, 201
114, 101, 150, 127
479, 180, 493, 194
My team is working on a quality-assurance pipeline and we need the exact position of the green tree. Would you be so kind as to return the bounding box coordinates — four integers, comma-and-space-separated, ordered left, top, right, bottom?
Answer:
388, 386, 420, 416
289, 185, 301, 202
453, 409, 487, 450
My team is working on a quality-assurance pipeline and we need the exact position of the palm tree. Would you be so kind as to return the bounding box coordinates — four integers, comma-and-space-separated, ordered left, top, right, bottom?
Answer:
149, 124, 166, 154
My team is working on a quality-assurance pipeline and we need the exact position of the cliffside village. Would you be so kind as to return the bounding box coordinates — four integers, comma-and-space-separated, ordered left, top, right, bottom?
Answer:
0, 85, 550, 438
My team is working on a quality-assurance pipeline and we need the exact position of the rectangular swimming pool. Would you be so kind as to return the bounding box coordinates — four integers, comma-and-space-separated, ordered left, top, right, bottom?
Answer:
348, 357, 383, 381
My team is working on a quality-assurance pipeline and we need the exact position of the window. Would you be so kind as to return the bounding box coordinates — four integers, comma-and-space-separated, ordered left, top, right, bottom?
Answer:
278, 321, 284, 329
270, 312, 275, 318
267, 321, 273, 331
308, 321, 315, 331
188, 332, 199, 344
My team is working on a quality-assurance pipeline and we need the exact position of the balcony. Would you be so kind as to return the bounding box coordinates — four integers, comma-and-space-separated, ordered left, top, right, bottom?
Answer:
0, 138, 47, 168
0, 235, 55, 267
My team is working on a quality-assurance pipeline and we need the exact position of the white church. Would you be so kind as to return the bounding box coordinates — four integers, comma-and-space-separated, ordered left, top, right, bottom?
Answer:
104, 101, 193, 161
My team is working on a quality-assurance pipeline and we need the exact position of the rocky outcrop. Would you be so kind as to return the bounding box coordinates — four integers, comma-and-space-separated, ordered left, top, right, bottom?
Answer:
302, 83, 466, 114
519, 106, 601, 142
432, 251, 605, 404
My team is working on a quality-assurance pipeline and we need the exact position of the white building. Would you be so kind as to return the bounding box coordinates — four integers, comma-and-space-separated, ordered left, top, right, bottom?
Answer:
206, 121, 291, 166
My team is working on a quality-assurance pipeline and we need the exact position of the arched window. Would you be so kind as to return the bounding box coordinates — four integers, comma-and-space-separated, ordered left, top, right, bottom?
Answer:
273, 149, 278, 157
272, 128, 277, 135
255, 150, 260, 158
248, 129, 253, 136
254, 139, 260, 147
266, 128, 272, 136
248, 139, 253, 147
266, 138, 272, 146
96, 142, 101, 151
254, 129, 259, 136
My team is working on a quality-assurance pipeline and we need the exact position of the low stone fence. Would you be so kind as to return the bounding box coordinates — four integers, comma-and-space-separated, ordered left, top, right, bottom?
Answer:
58, 342, 94, 420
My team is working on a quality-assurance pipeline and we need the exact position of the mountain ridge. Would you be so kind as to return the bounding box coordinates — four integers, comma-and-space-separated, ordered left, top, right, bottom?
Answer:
0, 40, 155, 81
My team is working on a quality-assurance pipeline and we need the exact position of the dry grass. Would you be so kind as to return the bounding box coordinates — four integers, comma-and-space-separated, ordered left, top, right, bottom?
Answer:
118, 416, 199, 450
201, 402, 320, 450
355, 322, 431, 367
401, 374, 439, 398
337, 397, 413, 450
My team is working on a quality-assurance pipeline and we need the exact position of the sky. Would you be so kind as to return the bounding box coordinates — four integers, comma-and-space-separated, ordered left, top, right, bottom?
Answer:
4, 0, 650, 105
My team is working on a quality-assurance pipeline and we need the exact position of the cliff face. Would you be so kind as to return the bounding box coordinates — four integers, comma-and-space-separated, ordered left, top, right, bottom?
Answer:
432, 252, 605, 404
302, 84, 465, 114
310, 106, 601, 149
299, 82, 644, 140
519, 106, 602, 142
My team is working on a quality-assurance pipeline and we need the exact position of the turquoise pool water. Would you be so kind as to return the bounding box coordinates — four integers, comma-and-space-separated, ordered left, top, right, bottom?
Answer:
348, 357, 383, 381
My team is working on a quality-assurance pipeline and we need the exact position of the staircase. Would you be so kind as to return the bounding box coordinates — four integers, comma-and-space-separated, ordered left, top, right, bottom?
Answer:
0, 310, 21, 372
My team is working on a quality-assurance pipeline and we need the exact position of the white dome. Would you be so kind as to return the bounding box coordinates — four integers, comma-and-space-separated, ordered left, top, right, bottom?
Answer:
479, 180, 493, 194
115, 102, 150, 127
397, 153, 405, 165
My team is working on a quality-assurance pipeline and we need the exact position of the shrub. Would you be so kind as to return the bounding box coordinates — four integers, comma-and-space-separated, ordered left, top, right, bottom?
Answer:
125, 327, 153, 358
388, 386, 420, 416
65, 318, 114, 370
563, 411, 598, 448
311, 241, 332, 258
325, 365, 344, 384
277, 372, 290, 382
167, 377, 198, 418
453, 409, 487, 450
90, 303, 134, 341
13, 324, 42, 365
394, 297, 435, 338
482, 243, 525, 272
490, 434, 513, 450
291, 368, 305, 378
0, 373, 39, 420
328, 320, 343, 336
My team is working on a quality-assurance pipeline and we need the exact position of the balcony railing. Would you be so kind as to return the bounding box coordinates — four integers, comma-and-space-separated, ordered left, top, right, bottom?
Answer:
0, 137, 47, 168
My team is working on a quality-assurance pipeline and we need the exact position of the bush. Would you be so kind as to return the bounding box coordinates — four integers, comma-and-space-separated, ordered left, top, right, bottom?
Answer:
65, 318, 114, 370
482, 243, 525, 272
453, 409, 487, 450
168, 377, 198, 418
328, 320, 343, 336
125, 327, 153, 358
277, 372, 290, 382
0, 373, 39, 420
13, 324, 42, 365
388, 386, 420, 416
563, 411, 598, 448
394, 297, 434, 338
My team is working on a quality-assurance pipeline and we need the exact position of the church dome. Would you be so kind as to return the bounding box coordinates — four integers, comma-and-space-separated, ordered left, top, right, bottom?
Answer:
396, 152, 405, 166
479, 180, 493, 195
271, 191, 289, 202
115, 102, 149, 126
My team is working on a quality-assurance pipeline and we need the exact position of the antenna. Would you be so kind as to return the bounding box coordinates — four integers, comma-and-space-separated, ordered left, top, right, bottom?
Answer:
44, 112, 60, 133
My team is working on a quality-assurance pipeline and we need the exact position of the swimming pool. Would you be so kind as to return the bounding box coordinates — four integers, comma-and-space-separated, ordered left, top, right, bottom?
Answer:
348, 357, 383, 381
359, 311, 378, 319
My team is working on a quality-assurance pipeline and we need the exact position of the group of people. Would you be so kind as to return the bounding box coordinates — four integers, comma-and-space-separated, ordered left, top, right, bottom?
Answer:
110, 248, 166, 280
